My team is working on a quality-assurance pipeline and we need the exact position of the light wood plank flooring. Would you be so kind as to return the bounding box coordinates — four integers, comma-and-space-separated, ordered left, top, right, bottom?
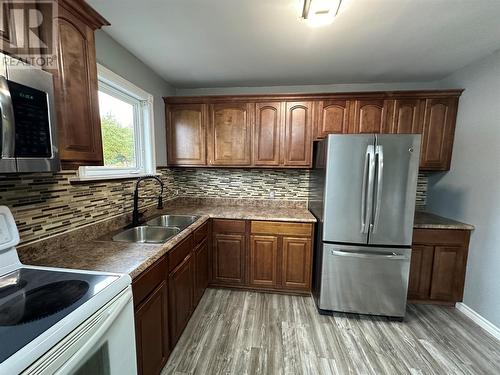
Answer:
162, 288, 500, 375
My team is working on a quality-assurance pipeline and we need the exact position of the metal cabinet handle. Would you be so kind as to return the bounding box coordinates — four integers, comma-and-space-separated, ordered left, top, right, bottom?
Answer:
329, 249, 408, 260
0, 75, 15, 158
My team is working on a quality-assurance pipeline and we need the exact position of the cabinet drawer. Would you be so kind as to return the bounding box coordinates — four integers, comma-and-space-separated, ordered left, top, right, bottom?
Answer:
132, 256, 167, 308
251, 221, 313, 237
212, 219, 246, 234
413, 229, 470, 245
194, 221, 209, 245
168, 234, 193, 272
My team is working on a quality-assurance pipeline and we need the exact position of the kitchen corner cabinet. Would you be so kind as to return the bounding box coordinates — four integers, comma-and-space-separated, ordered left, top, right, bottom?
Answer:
166, 103, 207, 165
50, 0, 109, 169
408, 228, 471, 304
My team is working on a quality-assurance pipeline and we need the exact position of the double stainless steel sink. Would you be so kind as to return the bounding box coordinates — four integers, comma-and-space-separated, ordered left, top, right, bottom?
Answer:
112, 215, 198, 244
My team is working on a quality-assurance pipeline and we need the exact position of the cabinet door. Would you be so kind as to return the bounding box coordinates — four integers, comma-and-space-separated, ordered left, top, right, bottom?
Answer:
194, 240, 209, 305
387, 99, 424, 134
52, 5, 103, 167
420, 97, 459, 170
350, 99, 390, 134
135, 281, 169, 375
315, 100, 350, 139
166, 103, 206, 165
283, 101, 313, 167
208, 103, 252, 165
168, 255, 194, 346
212, 233, 246, 285
253, 102, 281, 166
249, 235, 278, 287
281, 237, 312, 291
408, 245, 434, 300
430, 245, 465, 302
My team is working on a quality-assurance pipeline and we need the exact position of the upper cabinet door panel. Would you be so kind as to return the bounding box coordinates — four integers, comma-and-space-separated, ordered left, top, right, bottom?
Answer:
351, 99, 389, 134
167, 104, 206, 166
388, 99, 424, 134
54, 11, 103, 164
420, 97, 458, 170
209, 103, 252, 165
284, 101, 313, 167
253, 102, 281, 166
316, 100, 350, 139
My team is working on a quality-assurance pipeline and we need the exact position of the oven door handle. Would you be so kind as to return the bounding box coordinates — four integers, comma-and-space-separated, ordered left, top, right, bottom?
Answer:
0, 75, 15, 158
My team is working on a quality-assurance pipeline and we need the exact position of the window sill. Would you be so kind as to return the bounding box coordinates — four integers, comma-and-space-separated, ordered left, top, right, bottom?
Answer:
69, 173, 161, 184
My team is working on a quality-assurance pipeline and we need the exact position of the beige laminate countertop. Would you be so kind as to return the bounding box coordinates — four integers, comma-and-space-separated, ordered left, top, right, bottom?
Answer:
19, 204, 315, 279
414, 211, 474, 230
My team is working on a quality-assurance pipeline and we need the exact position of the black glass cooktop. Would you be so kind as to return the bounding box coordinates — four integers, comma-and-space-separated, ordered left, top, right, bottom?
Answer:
0, 268, 118, 363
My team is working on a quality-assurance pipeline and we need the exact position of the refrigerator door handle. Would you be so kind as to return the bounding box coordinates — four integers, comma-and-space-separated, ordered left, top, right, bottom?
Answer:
372, 145, 384, 233
329, 248, 409, 260
360, 145, 375, 233
0, 75, 15, 158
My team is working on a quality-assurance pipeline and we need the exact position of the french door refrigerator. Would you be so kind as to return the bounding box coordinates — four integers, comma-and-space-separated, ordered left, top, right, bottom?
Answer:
309, 134, 421, 318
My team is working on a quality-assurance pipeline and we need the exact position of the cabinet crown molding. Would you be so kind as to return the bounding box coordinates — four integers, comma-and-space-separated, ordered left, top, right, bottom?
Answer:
164, 89, 464, 104
59, 0, 110, 30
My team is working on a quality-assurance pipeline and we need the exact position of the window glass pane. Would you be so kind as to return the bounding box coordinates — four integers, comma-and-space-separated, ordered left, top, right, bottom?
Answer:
98, 90, 137, 168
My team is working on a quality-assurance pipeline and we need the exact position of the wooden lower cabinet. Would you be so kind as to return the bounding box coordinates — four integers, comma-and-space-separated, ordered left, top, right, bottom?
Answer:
168, 254, 194, 346
210, 220, 313, 293
212, 232, 247, 285
135, 282, 169, 375
249, 235, 278, 287
409, 228, 470, 304
281, 236, 312, 290
194, 239, 209, 305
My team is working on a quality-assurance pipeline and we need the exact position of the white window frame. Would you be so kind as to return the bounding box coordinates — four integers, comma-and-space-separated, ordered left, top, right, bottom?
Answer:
75, 64, 156, 181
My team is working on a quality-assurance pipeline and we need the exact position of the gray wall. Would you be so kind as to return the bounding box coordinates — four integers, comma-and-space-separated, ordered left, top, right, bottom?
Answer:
428, 49, 500, 327
94, 30, 175, 165
175, 81, 444, 96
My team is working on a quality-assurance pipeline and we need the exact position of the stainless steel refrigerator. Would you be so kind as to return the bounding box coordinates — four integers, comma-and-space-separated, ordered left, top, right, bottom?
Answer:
309, 134, 421, 318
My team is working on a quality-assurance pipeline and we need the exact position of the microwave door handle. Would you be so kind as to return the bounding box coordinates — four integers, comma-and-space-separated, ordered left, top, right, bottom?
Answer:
372, 145, 384, 233
0, 76, 15, 158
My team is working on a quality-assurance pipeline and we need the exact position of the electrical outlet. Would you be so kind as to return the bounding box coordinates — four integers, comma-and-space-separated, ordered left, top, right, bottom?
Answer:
269, 190, 275, 199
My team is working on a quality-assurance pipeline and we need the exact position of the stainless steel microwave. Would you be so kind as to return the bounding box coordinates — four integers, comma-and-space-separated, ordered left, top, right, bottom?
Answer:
0, 53, 59, 173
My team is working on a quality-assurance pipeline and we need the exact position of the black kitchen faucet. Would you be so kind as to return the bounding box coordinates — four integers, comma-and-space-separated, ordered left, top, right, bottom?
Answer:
130, 175, 164, 227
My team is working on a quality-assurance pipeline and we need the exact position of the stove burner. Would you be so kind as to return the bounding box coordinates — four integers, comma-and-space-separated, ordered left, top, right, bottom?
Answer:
0, 280, 89, 326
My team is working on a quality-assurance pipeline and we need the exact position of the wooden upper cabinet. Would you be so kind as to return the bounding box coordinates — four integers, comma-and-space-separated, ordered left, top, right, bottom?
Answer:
51, 1, 109, 168
253, 102, 282, 166
420, 97, 459, 170
283, 101, 313, 167
350, 99, 390, 134
387, 99, 424, 134
315, 100, 350, 139
166, 103, 207, 166
208, 103, 252, 165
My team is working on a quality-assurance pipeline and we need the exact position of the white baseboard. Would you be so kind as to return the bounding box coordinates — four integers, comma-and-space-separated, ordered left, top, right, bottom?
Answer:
456, 303, 500, 342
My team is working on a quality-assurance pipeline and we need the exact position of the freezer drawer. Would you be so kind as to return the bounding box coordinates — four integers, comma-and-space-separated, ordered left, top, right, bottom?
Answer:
318, 243, 411, 318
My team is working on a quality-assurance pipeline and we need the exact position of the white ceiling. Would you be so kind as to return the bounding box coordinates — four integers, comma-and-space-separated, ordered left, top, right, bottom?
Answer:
87, 0, 500, 88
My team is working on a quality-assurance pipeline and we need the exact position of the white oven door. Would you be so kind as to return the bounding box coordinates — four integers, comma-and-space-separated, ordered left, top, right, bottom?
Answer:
22, 287, 137, 375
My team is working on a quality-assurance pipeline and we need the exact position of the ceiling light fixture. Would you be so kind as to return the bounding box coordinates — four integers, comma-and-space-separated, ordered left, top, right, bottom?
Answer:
300, 0, 342, 27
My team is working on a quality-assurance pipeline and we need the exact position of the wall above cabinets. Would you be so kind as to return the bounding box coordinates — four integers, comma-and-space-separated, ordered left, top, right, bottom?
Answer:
164, 89, 462, 171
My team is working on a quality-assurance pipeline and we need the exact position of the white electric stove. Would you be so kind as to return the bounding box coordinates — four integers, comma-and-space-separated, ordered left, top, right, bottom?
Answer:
0, 206, 138, 375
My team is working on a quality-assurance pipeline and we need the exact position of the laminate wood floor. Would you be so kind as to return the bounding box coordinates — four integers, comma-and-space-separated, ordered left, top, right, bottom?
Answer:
162, 288, 500, 375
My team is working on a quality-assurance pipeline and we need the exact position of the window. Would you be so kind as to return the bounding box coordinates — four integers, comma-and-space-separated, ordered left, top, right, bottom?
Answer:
76, 64, 155, 180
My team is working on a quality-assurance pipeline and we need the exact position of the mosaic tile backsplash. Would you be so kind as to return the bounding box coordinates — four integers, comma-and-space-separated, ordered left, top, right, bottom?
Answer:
0, 168, 427, 246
